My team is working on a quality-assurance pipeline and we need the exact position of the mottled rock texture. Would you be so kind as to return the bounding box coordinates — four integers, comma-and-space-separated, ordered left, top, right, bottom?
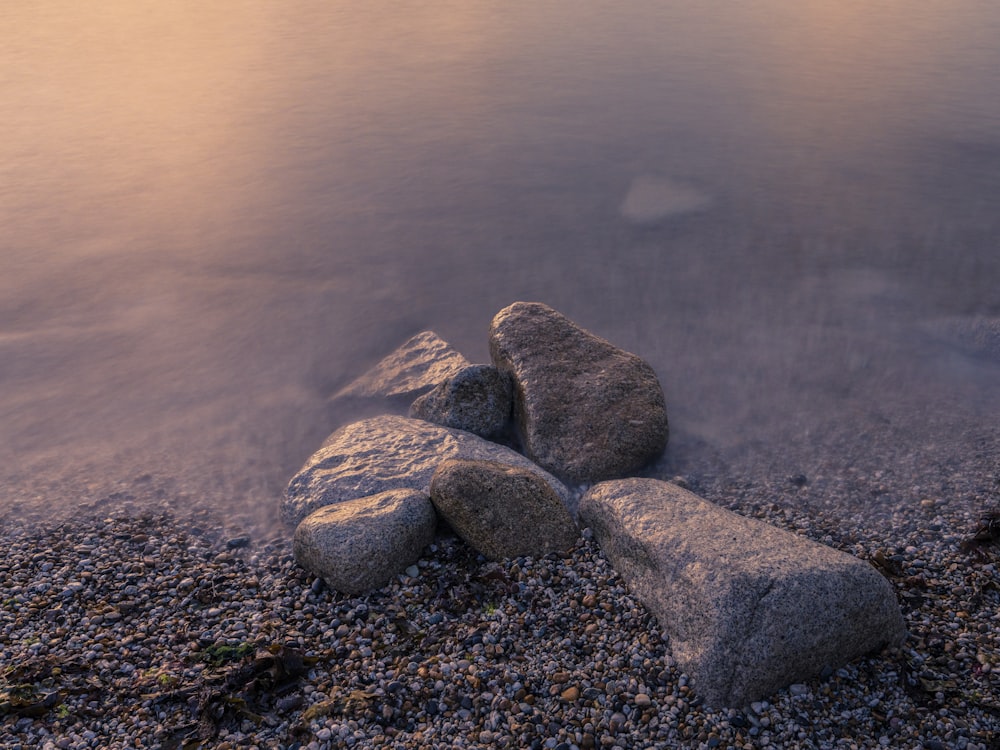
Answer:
292, 488, 437, 595
489, 302, 668, 484
332, 331, 470, 401
430, 459, 578, 561
409, 364, 513, 438
580, 478, 907, 708
282, 415, 571, 528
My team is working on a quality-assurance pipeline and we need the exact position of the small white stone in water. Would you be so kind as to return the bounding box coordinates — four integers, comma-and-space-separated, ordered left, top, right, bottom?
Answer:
405, 565, 420, 578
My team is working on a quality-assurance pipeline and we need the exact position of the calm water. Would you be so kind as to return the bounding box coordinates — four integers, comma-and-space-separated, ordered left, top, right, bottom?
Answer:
4, 2, 1000, 519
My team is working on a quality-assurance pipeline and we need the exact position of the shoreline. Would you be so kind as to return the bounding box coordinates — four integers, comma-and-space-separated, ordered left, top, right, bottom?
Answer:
2, 481, 997, 749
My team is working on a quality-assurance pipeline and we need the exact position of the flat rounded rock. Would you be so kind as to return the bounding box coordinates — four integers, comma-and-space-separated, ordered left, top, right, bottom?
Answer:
281, 415, 572, 527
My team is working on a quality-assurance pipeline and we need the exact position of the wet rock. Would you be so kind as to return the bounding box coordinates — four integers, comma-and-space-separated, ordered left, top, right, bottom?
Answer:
489, 302, 669, 484
409, 364, 513, 438
331, 331, 470, 401
580, 478, 907, 708
429, 459, 578, 561
281, 415, 571, 527
292, 488, 437, 595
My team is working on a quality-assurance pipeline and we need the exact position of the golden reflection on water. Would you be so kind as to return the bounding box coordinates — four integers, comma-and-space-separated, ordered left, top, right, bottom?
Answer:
4, 2, 273, 261
2, 1, 998, 514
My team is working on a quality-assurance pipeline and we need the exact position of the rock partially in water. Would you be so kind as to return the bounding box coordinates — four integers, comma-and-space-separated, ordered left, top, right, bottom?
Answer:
409, 364, 513, 438
430, 459, 578, 561
580, 478, 907, 708
489, 301, 669, 484
281, 415, 571, 527
331, 331, 470, 401
293, 488, 437, 595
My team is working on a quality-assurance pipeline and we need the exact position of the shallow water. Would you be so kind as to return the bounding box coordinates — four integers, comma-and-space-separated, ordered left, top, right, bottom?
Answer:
3, 1, 999, 521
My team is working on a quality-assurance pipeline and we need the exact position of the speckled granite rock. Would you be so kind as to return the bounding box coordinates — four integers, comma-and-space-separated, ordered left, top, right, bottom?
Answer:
292, 488, 437, 595
281, 415, 571, 527
430, 459, 578, 561
331, 331, 470, 401
409, 364, 513, 438
489, 302, 668, 484
580, 478, 907, 708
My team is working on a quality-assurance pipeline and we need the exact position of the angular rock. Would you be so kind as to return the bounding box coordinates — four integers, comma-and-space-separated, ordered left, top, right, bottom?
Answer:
332, 331, 471, 401
281, 415, 571, 527
429, 459, 578, 560
579, 478, 906, 708
293, 489, 437, 595
409, 364, 513, 438
489, 302, 669, 484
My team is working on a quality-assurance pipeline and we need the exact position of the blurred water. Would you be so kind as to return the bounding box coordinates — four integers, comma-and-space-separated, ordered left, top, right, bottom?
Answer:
3, 1, 999, 519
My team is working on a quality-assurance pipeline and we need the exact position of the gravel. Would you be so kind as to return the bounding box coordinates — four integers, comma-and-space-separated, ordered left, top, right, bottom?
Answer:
2, 461, 999, 750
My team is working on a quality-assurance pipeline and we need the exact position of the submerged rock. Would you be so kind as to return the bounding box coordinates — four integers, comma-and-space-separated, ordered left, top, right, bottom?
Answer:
922, 315, 1000, 361
489, 302, 669, 484
281, 415, 571, 527
409, 364, 513, 438
580, 478, 907, 708
331, 331, 471, 401
430, 459, 578, 561
293, 488, 437, 595
619, 174, 711, 223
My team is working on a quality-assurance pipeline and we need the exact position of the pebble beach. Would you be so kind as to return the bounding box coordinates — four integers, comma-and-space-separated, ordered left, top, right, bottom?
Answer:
2, 462, 998, 750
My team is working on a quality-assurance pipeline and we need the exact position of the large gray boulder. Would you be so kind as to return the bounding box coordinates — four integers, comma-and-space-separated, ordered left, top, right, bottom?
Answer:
331, 331, 471, 401
281, 415, 572, 527
409, 364, 513, 438
430, 459, 578, 561
293, 489, 437, 595
579, 478, 906, 708
489, 302, 668, 484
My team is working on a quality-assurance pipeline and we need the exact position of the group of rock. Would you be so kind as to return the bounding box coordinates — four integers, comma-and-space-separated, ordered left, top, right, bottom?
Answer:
281, 301, 906, 708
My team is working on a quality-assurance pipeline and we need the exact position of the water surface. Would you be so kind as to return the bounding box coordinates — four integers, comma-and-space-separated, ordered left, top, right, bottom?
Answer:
4, 1, 999, 521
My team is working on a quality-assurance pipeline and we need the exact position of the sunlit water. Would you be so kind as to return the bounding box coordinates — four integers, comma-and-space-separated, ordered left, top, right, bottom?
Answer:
4, 1, 999, 523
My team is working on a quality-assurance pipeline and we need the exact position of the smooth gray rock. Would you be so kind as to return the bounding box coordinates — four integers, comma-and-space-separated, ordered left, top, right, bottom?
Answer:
579, 478, 907, 708
281, 415, 572, 527
409, 364, 513, 438
489, 302, 669, 484
430, 459, 578, 561
293, 489, 437, 595
331, 331, 471, 401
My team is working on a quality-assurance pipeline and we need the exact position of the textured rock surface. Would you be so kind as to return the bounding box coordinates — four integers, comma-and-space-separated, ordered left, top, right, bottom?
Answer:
293, 488, 437, 595
430, 459, 578, 560
332, 331, 471, 401
489, 302, 669, 484
282, 415, 571, 527
579, 478, 907, 708
409, 364, 513, 438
